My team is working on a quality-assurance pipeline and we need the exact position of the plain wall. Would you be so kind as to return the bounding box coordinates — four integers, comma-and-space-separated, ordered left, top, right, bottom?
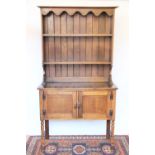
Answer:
26, 0, 129, 135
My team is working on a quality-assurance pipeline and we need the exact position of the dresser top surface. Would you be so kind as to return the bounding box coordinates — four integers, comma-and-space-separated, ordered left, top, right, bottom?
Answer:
38, 82, 117, 90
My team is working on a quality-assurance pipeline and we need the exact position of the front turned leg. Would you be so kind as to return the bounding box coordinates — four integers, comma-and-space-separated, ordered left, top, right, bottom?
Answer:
106, 120, 111, 139
41, 120, 45, 151
110, 120, 115, 148
45, 120, 49, 139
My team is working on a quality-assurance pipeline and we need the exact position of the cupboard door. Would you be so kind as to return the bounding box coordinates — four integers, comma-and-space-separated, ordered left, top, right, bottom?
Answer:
40, 90, 77, 119
78, 91, 113, 119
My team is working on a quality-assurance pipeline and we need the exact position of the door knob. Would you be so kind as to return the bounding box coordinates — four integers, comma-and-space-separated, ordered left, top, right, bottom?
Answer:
74, 104, 77, 109
77, 101, 81, 109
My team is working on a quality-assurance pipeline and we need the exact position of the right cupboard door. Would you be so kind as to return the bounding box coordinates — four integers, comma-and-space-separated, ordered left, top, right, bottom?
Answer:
78, 91, 113, 119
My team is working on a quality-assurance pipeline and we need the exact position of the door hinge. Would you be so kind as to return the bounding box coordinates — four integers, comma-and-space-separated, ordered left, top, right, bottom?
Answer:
42, 109, 46, 116
109, 110, 113, 117
110, 92, 113, 100
42, 92, 46, 100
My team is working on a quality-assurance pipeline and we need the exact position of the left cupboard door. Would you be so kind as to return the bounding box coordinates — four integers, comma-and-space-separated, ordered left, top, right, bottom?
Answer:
40, 90, 77, 119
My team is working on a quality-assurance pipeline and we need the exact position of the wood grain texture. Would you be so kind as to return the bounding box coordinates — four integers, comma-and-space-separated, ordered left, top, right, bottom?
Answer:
73, 13, 80, 77
79, 91, 111, 119
48, 13, 55, 77
44, 82, 117, 89
54, 14, 61, 77
46, 77, 107, 83
43, 90, 77, 119
44, 61, 111, 64
92, 15, 99, 77
61, 13, 67, 77
79, 15, 86, 77
67, 15, 74, 77
43, 34, 112, 37
85, 13, 93, 77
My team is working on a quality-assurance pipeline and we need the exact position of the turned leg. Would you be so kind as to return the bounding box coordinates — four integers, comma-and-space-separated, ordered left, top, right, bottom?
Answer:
110, 120, 115, 147
41, 120, 45, 151
45, 120, 49, 139
106, 120, 111, 139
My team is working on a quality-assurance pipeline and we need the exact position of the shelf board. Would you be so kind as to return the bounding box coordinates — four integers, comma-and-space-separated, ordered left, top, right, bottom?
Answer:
43, 34, 112, 37
43, 61, 112, 65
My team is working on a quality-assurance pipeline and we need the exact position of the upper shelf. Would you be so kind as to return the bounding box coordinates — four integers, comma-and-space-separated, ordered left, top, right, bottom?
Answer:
43, 34, 112, 37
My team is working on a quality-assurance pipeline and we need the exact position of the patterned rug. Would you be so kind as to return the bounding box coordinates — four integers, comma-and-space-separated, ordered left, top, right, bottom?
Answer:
26, 135, 129, 155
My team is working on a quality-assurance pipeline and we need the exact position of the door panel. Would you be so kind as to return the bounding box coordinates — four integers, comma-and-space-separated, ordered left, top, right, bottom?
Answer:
42, 90, 77, 119
79, 91, 112, 119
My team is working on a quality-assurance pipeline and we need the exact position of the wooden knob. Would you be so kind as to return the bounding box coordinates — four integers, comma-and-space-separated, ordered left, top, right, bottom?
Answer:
74, 104, 77, 109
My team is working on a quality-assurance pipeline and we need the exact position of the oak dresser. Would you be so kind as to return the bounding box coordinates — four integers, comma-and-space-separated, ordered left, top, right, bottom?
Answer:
38, 6, 117, 150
